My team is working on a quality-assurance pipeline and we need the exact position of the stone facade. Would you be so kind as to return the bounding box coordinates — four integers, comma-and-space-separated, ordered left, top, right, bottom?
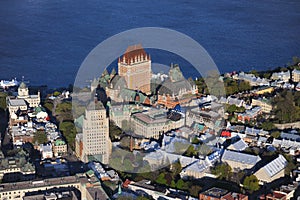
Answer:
81, 101, 111, 164
118, 44, 151, 94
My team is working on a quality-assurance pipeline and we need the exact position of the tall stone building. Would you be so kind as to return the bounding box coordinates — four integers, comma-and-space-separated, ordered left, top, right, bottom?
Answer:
81, 100, 111, 164
118, 44, 151, 94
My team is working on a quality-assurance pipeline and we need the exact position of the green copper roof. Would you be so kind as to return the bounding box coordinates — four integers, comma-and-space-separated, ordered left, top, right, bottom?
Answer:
19, 82, 27, 89
169, 64, 184, 82
35, 106, 46, 113
86, 170, 95, 177
55, 139, 66, 146
119, 88, 148, 104
91, 78, 99, 87
102, 69, 109, 76
111, 68, 117, 76
75, 115, 84, 129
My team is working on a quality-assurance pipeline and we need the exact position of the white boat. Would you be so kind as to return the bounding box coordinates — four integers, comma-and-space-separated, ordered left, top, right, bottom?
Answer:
0, 78, 19, 88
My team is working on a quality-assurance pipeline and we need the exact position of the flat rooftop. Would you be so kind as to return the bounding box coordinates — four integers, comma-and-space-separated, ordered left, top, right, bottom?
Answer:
201, 187, 228, 198
0, 175, 88, 192
8, 98, 27, 106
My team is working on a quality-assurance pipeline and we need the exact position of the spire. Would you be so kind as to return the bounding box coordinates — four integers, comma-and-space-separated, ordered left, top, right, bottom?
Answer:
19, 82, 27, 89
102, 69, 109, 76
118, 183, 122, 195
110, 68, 116, 76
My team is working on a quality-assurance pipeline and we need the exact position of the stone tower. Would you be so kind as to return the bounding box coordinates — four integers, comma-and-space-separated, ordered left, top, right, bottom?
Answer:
118, 44, 151, 94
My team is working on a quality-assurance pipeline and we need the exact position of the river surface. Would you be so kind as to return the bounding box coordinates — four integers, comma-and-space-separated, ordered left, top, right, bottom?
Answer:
0, 0, 300, 88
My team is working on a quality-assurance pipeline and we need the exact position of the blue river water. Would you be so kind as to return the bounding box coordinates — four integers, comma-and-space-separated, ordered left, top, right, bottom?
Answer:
0, 0, 300, 88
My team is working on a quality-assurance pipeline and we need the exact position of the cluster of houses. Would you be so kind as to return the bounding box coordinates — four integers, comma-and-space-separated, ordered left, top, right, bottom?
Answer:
6, 82, 68, 160
3, 46, 299, 199
232, 69, 300, 90
102, 66, 300, 199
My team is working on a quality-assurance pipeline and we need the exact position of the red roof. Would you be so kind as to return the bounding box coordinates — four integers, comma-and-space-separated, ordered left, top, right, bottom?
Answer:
222, 193, 248, 200
122, 179, 131, 188
221, 131, 231, 137
120, 44, 149, 64
266, 191, 286, 199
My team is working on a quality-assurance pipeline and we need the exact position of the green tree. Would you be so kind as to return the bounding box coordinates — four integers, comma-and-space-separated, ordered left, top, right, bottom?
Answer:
119, 136, 131, 149
243, 175, 259, 192
171, 159, 182, 178
262, 72, 271, 79
33, 130, 48, 144
56, 102, 72, 113
0, 92, 7, 111
123, 159, 134, 172
185, 145, 197, 157
294, 92, 300, 107
191, 137, 200, 145
249, 70, 259, 77
273, 90, 300, 123
271, 131, 281, 139
53, 91, 61, 97
116, 196, 134, 200
121, 120, 133, 132
261, 121, 275, 131
170, 180, 176, 188
137, 196, 152, 200
283, 154, 296, 175
292, 56, 300, 65
109, 120, 122, 141
211, 163, 232, 180
226, 104, 238, 114
156, 173, 167, 185
59, 121, 77, 150
176, 179, 188, 190
43, 101, 53, 113
189, 185, 202, 197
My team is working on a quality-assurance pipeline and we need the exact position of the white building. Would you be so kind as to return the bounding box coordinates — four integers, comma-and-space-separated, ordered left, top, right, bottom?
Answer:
221, 150, 261, 171
131, 109, 185, 139
81, 101, 111, 164
251, 98, 272, 113
271, 71, 290, 82
40, 143, 53, 160
7, 98, 27, 114
17, 82, 40, 108
292, 69, 300, 82
254, 154, 287, 184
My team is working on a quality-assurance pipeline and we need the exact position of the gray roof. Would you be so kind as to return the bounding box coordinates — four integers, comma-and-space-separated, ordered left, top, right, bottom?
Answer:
262, 155, 287, 178
19, 82, 27, 89
281, 132, 300, 141
181, 159, 210, 174
158, 78, 194, 95
190, 107, 220, 119
227, 96, 244, 106
222, 150, 261, 165
110, 75, 127, 90
245, 127, 268, 136
86, 100, 105, 111
9, 98, 27, 106
228, 139, 248, 151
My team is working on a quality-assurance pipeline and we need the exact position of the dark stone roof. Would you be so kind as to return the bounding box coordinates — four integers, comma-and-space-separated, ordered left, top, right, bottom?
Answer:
110, 75, 127, 90
157, 78, 194, 95
86, 100, 105, 111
